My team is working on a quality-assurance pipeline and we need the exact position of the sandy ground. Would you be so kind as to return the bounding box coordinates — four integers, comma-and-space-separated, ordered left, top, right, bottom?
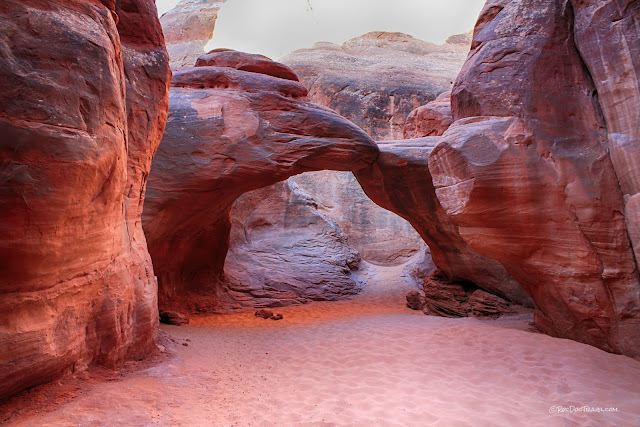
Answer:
2, 264, 640, 426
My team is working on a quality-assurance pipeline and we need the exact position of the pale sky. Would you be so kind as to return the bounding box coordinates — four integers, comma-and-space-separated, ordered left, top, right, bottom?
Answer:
156, 0, 485, 60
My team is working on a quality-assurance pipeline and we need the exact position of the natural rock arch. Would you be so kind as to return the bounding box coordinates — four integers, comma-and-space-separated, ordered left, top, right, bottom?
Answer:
142, 51, 379, 312
142, 50, 531, 315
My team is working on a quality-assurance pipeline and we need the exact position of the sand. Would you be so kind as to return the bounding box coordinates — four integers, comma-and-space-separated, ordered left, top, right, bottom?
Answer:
2, 264, 640, 426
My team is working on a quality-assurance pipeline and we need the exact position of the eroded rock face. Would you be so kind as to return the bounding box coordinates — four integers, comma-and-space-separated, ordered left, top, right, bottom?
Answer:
224, 180, 362, 309
142, 51, 378, 313
570, 0, 640, 267
282, 32, 467, 141
0, 0, 170, 401
429, 0, 640, 356
355, 138, 532, 307
290, 171, 424, 266
403, 91, 453, 139
160, 0, 227, 70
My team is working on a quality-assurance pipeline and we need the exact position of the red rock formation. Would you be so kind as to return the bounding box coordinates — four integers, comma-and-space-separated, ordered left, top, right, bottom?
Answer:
429, 0, 640, 356
0, 0, 170, 401
355, 138, 532, 307
421, 271, 512, 319
160, 0, 227, 70
142, 51, 378, 313
570, 0, 640, 268
403, 91, 453, 138
259, 32, 467, 273
196, 49, 300, 81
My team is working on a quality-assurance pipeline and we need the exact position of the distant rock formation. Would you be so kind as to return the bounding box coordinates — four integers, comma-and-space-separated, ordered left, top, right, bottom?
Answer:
142, 51, 378, 313
429, 0, 640, 356
160, 0, 227, 70
282, 31, 467, 141
0, 0, 170, 401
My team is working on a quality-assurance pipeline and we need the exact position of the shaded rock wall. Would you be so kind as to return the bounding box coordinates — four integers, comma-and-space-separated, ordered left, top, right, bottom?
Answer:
290, 171, 424, 266
0, 0, 170, 401
570, 0, 640, 266
225, 180, 362, 309
429, 0, 640, 356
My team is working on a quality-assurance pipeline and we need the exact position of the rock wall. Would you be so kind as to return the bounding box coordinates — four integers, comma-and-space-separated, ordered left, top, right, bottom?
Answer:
429, 0, 640, 356
142, 51, 378, 313
0, 0, 170, 401
225, 181, 362, 309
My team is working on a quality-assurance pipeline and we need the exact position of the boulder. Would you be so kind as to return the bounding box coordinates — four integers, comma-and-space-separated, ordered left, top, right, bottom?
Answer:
142, 51, 379, 313
0, 0, 170, 401
406, 291, 425, 311
403, 91, 453, 138
429, 0, 640, 356
422, 271, 512, 319
159, 311, 190, 326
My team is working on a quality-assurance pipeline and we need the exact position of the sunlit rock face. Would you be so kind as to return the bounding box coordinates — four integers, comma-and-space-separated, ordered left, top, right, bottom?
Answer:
429, 0, 640, 356
161, 0, 227, 70
142, 51, 379, 313
0, 0, 170, 401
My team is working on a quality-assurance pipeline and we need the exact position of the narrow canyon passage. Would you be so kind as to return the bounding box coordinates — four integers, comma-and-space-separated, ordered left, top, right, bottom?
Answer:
4, 266, 639, 426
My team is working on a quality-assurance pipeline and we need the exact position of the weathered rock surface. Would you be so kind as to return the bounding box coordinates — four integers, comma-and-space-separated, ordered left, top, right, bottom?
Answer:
403, 91, 453, 139
570, 0, 640, 267
290, 171, 424, 266
282, 32, 467, 141
160, 0, 227, 70
0, 0, 170, 401
355, 138, 532, 307
142, 51, 378, 313
245, 32, 462, 275
429, 0, 640, 356
224, 180, 362, 309
422, 271, 512, 319
405, 290, 425, 311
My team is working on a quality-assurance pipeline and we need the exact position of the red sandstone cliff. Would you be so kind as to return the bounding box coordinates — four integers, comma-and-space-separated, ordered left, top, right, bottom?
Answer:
0, 0, 170, 401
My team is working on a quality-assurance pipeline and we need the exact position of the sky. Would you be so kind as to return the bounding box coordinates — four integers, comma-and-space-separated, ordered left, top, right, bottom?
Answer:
155, 0, 486, 60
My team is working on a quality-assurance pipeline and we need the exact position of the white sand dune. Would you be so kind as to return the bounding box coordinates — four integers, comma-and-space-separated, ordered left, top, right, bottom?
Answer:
4, 265, 640, 426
